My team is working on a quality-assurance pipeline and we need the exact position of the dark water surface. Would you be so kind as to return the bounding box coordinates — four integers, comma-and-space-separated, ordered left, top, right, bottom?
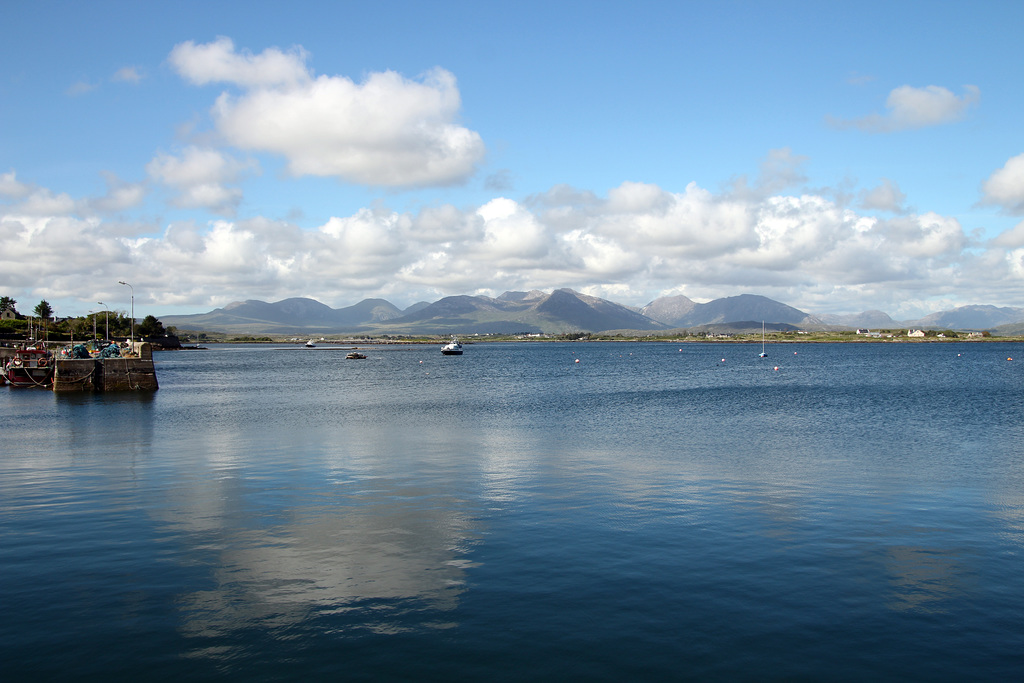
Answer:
3, 341, 1024, 680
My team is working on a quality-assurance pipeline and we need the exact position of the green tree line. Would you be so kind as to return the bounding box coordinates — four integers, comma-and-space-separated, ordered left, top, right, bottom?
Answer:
1, 295, 172, 340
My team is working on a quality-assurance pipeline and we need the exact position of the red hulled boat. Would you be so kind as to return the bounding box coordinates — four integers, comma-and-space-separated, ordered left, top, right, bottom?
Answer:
2, 345, 55, 387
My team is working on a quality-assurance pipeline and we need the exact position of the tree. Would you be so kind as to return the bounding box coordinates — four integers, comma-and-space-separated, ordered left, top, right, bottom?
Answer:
34, 300, 53, 320
137, 315, 166, 338
0, 296, 16, 314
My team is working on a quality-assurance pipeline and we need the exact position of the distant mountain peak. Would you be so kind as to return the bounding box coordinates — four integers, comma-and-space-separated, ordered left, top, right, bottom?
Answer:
159, 291, 1024, 336
497, 290, 547, 302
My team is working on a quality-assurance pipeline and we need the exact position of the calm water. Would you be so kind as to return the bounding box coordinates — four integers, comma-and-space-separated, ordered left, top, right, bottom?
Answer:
3, 341, 1024, 681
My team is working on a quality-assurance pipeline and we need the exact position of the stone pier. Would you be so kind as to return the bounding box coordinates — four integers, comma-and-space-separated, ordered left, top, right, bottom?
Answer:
53, 342, 159, 392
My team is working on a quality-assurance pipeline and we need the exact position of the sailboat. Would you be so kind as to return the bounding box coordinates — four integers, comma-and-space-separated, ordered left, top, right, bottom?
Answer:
758, 321, 768, 358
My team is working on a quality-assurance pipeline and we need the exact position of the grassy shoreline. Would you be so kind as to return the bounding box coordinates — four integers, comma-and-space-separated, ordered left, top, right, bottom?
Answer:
186, 331, 1024, 345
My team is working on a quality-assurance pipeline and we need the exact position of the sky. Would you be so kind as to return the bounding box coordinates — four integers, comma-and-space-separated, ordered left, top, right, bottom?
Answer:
2, 0, 1024, 322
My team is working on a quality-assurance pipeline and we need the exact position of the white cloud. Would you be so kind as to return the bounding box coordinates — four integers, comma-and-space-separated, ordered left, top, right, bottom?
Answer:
870, 212, 966, 259
0, 171, 33, 199
169, 36, 310, 88
318, 209, 408, 269
980, 153, 1024, 215
991, 220, 1024, 249
146, 146, 256, 215
476, 197, 553, 265
606, 181, 673, 214
860, 179, 907, 213
829, 85, 980, 133
754, 148, 809, 195
598, 182, 759, 258
86, 172, 147, 214
0, 214, 132, 294
408, 204, 482, 244
169, 38, 485, 188
2, 171, 1014, 319
1, 171, 146, 217
10, 188, 77, 216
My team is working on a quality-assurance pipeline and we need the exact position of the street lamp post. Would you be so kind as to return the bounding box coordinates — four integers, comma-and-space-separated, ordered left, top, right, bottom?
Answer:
118, 281, 134, 343
97, 302, 108, 340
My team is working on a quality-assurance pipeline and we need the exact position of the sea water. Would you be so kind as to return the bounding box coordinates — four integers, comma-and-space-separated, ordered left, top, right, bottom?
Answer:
2, 341, 1023, 680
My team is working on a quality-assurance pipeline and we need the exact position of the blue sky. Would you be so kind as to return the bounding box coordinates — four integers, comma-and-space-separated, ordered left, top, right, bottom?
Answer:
2, 0, 1023, 322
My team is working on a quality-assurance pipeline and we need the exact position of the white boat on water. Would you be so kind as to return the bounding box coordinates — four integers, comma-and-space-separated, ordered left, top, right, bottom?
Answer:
759, 321, 768, 358
305, 339, 316, 348
441, 337, 463, 355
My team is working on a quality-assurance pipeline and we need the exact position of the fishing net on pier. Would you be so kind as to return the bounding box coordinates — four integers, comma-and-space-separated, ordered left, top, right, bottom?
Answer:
99, 344, 121, 358
69, 344, 91, 359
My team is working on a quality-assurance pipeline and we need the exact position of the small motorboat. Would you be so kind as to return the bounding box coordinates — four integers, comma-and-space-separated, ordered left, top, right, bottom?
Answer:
305, 339, 317, 348
441, 337, 463, 355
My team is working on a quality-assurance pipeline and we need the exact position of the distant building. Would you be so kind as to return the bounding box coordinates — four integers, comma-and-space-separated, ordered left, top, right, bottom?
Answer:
907, 329, 926, 337
856, 329, 870, 335
1, 308, 16, 321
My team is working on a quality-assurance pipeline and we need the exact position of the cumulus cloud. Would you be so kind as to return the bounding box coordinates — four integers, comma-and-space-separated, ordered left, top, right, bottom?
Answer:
0, 170, 145, 219
829, 84, 980, 132
0, 214, 132, 296
0, 171, 33, 199
980, 153, 1024, 215
7, 187, 77, 216
991, 220, 1024, 249
725, 148, 808, 200
5, 167, 1013, 319
859, 179, 907, 213
168, 38, 485, 187
85, 172, 147, 214
169, 36, 310, 88
146, 146, 256, 215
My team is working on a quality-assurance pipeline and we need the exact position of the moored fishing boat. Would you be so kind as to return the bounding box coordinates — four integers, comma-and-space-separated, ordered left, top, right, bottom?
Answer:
441, 336, 463, 355
2, 344, 55, 387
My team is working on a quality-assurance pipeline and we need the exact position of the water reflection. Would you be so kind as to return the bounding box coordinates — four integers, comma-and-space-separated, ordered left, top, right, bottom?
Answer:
884, 545, 966, 613
5, 343, 1024, 679
146, 422, 485, 648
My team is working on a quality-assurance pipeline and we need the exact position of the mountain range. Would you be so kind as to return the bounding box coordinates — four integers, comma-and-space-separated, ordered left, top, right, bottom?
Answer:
159, 290, 1024, 336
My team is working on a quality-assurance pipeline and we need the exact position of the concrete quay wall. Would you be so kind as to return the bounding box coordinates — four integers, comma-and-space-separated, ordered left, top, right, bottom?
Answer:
53, 342, 159, 392
53, 358, 158, 392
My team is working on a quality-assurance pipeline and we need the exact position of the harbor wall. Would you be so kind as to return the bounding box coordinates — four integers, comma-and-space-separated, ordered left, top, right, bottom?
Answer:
53, 342, 159, 392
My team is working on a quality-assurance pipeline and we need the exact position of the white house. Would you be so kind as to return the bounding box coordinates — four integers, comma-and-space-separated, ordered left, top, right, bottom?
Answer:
907, 329, 926, 337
